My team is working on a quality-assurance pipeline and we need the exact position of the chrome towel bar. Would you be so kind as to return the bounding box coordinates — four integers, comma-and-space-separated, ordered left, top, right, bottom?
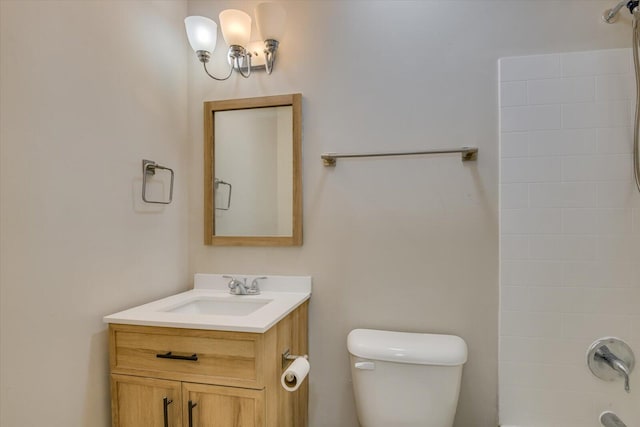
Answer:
142, 159, 174, 204
321, 147, 478, 166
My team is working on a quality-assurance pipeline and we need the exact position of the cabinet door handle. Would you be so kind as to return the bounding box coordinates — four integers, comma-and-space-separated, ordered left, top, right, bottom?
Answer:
188, 400, 198, 427
163, 397, 173, 427
156, 351, 198, 361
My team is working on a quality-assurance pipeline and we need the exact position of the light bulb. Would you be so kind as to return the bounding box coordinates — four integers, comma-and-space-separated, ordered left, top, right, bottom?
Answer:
219, 9, 251, 47
255, 2, 286, 41
184, 16, 217, 53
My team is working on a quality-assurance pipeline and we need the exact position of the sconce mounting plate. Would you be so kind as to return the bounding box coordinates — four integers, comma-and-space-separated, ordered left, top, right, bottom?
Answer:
228, 41, 267, 70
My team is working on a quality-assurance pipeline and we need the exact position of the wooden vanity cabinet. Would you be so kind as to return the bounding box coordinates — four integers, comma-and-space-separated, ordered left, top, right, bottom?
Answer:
182, 383, 265, 427
111, 375, 182, 427
108, 302, 308, 427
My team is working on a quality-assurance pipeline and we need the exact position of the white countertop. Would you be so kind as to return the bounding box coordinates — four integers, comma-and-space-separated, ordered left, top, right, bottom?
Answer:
103, 274, 311, 333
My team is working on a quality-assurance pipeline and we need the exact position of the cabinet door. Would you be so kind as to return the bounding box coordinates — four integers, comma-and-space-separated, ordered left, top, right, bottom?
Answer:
111, 374, 182, 427
182, 383, 265, 427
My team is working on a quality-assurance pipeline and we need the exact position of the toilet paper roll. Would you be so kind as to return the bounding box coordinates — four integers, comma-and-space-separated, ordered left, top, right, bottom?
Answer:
281, 357, 310, 392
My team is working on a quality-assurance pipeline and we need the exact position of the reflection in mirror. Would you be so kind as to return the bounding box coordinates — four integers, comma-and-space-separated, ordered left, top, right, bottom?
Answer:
214, 106, 293, 236
204, 94, 302, 246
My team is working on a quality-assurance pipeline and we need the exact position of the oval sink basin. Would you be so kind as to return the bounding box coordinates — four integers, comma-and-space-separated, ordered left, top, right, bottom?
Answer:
164, 296, 272, 316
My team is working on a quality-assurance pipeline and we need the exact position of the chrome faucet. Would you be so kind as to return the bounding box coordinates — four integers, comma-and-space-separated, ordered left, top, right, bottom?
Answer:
594, 345, 631, 392
600, 411, 627, 427
224, 275, 249, 295
223, 275, 265, 295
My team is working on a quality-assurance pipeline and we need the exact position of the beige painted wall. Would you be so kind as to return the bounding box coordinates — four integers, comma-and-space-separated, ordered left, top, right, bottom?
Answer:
0, 1, 189, 425
186, 1, 629, 426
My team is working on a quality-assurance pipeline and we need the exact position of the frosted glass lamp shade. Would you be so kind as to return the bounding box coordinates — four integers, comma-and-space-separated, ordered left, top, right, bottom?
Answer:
219, 9, 251, 47
184, 16, 217, 53
255, 2, 286, 41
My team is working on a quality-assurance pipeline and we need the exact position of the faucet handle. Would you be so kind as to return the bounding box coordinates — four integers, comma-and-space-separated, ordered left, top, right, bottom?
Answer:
617, 359, 631, 392
223, 275, 247, 292
624, 370, 630, 392
587, 337, 635, 393
595, 346, 631, 392
223, 275, 236, 288
249, 276, 267, 294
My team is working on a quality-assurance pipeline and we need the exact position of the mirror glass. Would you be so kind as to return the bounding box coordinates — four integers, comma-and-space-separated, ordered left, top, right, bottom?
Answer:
204, 94, 302, 246
214, 106, 292, 236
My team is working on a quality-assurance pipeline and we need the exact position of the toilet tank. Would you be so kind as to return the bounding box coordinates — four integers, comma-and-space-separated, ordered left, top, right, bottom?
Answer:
347, 329, 468, 427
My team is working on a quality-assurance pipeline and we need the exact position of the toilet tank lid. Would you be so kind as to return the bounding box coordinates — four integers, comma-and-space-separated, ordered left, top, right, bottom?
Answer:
347, 329, 467, 366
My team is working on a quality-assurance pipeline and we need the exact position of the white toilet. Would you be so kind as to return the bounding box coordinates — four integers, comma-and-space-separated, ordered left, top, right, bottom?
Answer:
347, 329, 468, 427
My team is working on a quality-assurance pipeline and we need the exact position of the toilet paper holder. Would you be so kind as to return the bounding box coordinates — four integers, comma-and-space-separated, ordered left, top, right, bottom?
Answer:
282, 349, 308, 369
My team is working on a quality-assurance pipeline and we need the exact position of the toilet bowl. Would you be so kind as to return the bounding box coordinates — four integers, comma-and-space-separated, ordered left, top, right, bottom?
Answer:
347, 329, 467, 427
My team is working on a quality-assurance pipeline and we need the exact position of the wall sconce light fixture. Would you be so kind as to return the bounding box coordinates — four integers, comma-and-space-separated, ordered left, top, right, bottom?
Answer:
184, 2, 286, 81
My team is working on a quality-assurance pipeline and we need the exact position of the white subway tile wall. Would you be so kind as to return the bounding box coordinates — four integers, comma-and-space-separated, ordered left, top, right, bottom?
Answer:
499, 49, 640, 427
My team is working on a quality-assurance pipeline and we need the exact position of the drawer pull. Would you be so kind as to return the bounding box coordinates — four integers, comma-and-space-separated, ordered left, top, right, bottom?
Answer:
156, 351, 198, 361
188, 400, 198, 427
163, 397, 173, 427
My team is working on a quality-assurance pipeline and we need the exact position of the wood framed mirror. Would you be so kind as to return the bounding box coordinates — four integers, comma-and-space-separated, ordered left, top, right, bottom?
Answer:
204, 94, 302, 246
